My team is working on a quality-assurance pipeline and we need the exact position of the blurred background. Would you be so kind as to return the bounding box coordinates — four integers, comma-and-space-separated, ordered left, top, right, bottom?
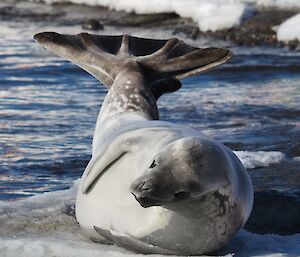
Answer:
0, 0, 299, 256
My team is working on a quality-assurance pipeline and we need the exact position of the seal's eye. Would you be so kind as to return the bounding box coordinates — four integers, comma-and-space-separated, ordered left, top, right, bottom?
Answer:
149, 160, 157, 169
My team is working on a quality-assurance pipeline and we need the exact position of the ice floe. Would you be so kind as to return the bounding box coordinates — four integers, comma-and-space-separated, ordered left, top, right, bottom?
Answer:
235, 150, 285, 169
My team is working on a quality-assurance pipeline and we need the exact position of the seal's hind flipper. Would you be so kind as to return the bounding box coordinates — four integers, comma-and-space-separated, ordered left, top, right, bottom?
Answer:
34, 32, 232, 89
94, 226, 176, 255
34, 32, 117, 87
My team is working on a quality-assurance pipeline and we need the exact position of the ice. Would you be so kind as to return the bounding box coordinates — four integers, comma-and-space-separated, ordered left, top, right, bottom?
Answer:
173, 1, 248, 32
235, 151, 285, 169
220, 229, 300, 257
0, 236, 150, 257
0, 150, 298, 257
277, 13, 300, 42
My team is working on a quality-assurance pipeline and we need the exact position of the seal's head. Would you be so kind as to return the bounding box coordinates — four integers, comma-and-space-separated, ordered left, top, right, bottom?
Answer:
130, 137, 230, 208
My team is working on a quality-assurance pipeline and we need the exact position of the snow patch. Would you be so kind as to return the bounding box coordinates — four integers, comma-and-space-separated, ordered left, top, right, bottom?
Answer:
234, 151, 285, 169
277, 13, 300, 42
293, 156, 300, 162
173, 1, 247, 32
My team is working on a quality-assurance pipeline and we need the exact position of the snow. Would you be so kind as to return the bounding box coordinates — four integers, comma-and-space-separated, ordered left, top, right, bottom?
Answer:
277, 13, 300, 42
2, 231, 300, 257
173, 1, 248, 32
0, 236, 145, 257
0, 150, 297, 257
234, 150, 285, 169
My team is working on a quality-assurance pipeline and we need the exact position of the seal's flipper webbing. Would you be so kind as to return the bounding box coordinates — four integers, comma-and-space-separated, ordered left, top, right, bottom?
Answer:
34, 32, 117, 87
34, 32, 232, 89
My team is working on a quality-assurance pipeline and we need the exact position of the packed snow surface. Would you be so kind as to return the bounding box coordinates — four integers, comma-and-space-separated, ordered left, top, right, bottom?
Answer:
0, 151, 296, 257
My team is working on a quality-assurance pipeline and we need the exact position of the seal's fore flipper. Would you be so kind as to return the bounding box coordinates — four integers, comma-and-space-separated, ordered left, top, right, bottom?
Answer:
82, 151, 126, 194
82, 134, 142, 194
34, 32, 232, 91
94, 226, 176, 255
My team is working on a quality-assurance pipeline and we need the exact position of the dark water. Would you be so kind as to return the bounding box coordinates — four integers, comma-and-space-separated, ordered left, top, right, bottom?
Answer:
0, 20, 300, 201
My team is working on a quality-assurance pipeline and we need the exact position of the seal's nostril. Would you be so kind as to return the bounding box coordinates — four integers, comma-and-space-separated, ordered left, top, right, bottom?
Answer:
139, 181, 151, 191
139, 181, 145, 191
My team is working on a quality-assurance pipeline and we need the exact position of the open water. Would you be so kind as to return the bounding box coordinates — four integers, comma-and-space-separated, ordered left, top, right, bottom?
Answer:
1, 19, 299, 200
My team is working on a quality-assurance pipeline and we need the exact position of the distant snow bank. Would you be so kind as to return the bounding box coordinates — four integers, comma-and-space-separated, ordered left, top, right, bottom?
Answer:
31, 0, 300, 41
33, 0, 250, 32
235, 150, 285, 169
277, 13, 300, 42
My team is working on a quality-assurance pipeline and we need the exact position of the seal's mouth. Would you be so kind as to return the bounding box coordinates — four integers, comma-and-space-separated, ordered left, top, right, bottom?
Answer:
131, 193, 163, 208
174, 191, 191, 200
131, 190, 191, 208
